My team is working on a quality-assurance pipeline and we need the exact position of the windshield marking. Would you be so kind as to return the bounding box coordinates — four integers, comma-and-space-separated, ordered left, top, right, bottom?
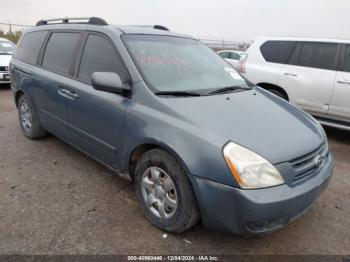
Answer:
136, 56, 186, 65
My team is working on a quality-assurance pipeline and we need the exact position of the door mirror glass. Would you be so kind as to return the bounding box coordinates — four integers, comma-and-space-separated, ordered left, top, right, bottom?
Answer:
91, 72, 127, 94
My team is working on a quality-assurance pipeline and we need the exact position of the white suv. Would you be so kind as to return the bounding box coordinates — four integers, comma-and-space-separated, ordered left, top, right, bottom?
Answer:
0, 38, 15, 84
240, 37, 350, 131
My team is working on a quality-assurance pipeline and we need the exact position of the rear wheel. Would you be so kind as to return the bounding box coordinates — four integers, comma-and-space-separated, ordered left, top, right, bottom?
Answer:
18, 95, 46, 139
134, 148, 199, 233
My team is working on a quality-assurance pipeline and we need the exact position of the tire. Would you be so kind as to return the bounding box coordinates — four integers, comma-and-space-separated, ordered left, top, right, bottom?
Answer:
267, 89, 287, 100
134, 148, 199, 233
18, 95, 46, 139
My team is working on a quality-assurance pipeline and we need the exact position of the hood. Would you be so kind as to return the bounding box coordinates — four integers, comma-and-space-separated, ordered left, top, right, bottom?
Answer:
0, 54, 12, 67
160, 88, 324, 164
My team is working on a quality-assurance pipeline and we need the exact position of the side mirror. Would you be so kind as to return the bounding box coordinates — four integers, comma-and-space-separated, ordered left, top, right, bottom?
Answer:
91, 72, 128, 94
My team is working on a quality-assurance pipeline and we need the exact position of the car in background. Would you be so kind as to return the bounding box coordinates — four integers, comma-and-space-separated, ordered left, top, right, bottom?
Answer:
240, 37, 350, 131
0, 38, 15, 84
217, 50, 246, 68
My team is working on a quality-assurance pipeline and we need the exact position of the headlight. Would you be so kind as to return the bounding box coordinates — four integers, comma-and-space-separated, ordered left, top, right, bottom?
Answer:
223, 141, 285, 189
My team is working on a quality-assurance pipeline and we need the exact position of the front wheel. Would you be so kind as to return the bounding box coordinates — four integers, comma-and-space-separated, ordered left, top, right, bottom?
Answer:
134, 149, 199, 233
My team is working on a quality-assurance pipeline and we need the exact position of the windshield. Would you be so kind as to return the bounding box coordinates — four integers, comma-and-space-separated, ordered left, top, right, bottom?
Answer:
0, 40, 15, 54
123, 35, 251, 94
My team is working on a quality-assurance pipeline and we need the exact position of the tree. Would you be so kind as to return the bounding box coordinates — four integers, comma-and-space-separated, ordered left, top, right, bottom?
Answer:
0, 29, 23, 44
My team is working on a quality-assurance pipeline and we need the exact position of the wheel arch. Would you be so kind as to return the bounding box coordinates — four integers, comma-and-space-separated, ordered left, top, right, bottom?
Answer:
15, 90, 25, 108
257, 82, 289, 101
127, 141, 191, 182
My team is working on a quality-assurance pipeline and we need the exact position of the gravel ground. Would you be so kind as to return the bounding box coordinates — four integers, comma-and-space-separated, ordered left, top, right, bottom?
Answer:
0, 85, 349, 255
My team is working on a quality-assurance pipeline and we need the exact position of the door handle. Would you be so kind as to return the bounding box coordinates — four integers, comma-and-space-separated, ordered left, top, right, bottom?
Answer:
68, 91, 79, 99
337, 80, 350, 85
284, 72, 298, 77
58, 88, 79, 100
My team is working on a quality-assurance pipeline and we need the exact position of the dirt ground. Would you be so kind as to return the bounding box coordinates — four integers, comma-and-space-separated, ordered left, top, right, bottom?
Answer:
0, 85, 349, 255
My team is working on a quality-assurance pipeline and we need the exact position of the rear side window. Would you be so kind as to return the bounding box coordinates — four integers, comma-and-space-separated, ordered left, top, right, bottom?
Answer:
260, 41, 295, 64
16, 31, 47, 65
42, 32, 80, 75
230, 52, 240, 60
298, 43, 338, 70
287, 43, 301, 65
343, 45, 350, 72
78, 34, 128, 84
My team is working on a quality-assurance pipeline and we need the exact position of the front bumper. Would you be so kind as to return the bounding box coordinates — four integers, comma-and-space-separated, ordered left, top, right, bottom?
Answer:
189, 153, 334, 234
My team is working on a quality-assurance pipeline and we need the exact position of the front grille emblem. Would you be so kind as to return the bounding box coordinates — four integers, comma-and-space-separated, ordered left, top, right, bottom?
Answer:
5, 66, 9, 71
314, 154, 324, 168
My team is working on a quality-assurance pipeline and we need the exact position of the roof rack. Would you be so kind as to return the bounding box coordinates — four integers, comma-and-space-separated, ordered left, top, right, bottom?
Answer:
129, 25, 170, 31
153, 25, 170, 31
36, 17, 108, 26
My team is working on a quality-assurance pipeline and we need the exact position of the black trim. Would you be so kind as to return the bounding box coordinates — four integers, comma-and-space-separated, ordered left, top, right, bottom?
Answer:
36, 31, 51, 66
73, 32, 89, 78
337, 44, 346, 71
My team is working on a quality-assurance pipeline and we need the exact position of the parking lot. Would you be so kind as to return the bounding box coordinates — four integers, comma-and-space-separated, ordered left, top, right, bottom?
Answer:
0, 85, 349, 255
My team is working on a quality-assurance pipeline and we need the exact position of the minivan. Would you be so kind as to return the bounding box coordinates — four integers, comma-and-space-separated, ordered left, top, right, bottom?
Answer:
239, 36, 350, 131
11, 18, 333, 234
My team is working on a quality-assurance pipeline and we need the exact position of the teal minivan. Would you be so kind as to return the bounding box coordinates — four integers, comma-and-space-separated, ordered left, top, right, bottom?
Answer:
10, 17, 333, 234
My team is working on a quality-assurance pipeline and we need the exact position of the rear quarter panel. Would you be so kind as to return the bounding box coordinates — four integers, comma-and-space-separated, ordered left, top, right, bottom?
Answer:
245, 40, 284, 86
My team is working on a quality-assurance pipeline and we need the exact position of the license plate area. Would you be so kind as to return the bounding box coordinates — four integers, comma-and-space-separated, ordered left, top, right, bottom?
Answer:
2, 74, 10, 80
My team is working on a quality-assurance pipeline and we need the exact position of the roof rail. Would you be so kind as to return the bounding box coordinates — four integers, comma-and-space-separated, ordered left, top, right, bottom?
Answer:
153, 25, 170, 31
36, 17, 108, 26
129, 25, 170, 31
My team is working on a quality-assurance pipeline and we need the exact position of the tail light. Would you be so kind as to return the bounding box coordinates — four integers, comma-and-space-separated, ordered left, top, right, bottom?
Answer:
237, 54, 247, 74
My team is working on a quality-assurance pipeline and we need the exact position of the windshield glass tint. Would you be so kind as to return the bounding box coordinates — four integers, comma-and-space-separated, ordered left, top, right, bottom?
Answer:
0, 40, 15, 54
123, 35, 249, 93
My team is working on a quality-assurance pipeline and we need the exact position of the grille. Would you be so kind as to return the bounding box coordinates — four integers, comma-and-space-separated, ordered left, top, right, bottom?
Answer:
289, 143, 328, 184
0, 66, 9, 72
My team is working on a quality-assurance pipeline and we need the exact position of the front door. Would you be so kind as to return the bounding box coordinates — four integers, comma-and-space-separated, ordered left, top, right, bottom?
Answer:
67, 33, 131, 168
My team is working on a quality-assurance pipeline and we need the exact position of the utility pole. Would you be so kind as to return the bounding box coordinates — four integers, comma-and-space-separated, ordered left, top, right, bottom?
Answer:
9, 20, 13, 42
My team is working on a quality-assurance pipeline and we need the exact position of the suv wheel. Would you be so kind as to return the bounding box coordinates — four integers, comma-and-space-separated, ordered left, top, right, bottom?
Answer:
134, 148, 199, 233
18, 95, 46, 139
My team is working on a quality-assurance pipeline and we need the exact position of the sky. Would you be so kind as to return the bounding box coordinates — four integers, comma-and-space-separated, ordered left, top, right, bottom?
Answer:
1, 0, 350, 41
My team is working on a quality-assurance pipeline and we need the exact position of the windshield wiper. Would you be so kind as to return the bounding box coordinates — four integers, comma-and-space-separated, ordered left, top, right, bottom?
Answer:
0, 52, 13, 55
155, 91, 203, 97
208, 86, 250, 95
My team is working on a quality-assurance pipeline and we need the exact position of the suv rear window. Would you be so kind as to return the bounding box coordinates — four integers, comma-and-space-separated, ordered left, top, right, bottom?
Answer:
260, 41, 295, 64
16, 31, 47, 65
42, 32, 80, 75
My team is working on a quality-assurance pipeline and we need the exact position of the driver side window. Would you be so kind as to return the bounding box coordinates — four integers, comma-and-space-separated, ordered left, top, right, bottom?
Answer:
78, 34, 128, 84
